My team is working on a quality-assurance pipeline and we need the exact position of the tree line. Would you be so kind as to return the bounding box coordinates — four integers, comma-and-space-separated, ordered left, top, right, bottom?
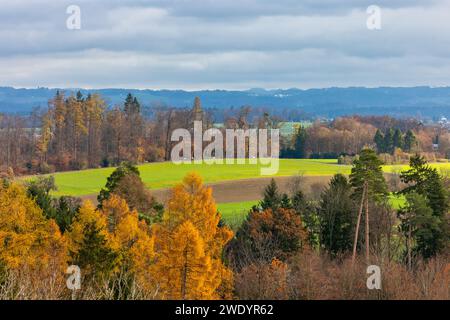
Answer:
2, 91, 450, 176
282, 116, 450, 162
0, 92, 284, 175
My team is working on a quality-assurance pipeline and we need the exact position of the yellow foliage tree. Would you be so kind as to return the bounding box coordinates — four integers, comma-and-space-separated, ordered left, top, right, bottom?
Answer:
0, 182, 67, 273
67, 200, 109, 255
36, 112, 52, 164
67, 196, 155, 291
156, 221, 214, 299
153, 172, 233, 299
100, 195, 155, 290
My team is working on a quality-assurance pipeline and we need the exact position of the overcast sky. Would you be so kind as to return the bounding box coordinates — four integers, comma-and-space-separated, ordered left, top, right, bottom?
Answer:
1, 0, 450, 90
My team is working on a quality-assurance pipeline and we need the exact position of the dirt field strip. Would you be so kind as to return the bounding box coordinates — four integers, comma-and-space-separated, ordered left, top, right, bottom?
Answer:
80, 175, 334, 205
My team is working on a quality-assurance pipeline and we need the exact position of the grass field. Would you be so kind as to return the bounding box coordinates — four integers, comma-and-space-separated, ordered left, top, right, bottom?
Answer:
31, 159, 351, 196
23, 159, 450, 197
22, 159, 440, 229
382, 163, 450, 174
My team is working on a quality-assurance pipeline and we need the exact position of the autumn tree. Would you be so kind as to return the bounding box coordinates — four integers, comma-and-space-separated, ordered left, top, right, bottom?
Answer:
0, 182, 67, 282
154, 220, 215, 299
303, 117, 377, 157
257, 179, 318, 249
152, 106, 191, 161
68, 196, 156, 297
50, 91, 67, 166
153, 172, 233, 299
83, 94, 106, 167
0, 114, 29, 172
36, 111, 52, 167
100, 195, 156, 296
66, 95, 87, 167
103, 106, 126, 165
33, 91, 109, 171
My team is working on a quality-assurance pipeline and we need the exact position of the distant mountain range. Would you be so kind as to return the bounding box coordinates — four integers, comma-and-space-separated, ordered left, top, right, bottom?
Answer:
1, 86, 450, 119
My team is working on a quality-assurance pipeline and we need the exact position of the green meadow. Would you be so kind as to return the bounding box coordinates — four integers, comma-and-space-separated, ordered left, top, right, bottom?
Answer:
30, 159, 351, 197
22, 159, 450, 198
382, 163, 450, 174
21, 159, 448, 228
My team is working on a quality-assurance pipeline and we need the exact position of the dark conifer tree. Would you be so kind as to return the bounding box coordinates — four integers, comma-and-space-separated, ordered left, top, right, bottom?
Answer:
374, 129, 385, 153
259, 178, 282, 211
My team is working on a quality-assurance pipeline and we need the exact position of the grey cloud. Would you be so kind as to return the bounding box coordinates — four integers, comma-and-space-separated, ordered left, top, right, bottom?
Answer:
0, 0, 449, 89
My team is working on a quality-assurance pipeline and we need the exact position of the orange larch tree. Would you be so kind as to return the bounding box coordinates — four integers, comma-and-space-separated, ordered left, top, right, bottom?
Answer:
100, 195, 156, 292
68, 197, 156, 294
0, 182, 68, 292
153, 172, 233, 299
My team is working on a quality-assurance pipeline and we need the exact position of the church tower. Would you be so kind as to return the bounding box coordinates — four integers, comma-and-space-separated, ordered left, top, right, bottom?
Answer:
192, 96, 203, 122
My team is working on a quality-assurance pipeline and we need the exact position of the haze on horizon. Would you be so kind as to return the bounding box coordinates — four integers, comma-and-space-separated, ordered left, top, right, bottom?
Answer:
1, 0, 450, 90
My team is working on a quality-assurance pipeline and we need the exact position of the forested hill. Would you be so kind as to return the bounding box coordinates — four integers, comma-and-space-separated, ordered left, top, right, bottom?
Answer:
1, 86, 450, 118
